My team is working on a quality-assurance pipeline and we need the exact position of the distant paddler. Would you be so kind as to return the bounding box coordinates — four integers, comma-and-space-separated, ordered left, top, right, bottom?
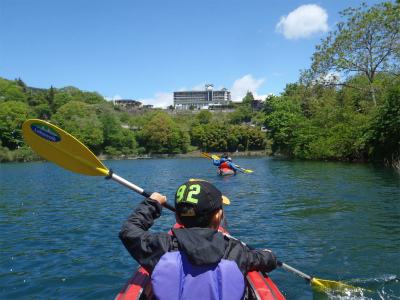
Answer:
213, 152, 238, 176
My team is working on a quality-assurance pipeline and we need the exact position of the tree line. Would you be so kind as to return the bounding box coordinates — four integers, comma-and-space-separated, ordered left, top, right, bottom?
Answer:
0, 77, 267, 162
263, 1, 399, 169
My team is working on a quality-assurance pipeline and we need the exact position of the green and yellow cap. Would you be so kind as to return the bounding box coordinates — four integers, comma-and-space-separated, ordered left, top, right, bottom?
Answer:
175, 179, 230, 217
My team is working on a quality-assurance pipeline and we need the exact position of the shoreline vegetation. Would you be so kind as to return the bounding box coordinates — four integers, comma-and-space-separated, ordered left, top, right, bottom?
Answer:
3, 147, 393, 168
98, 150, 270, 160
1, 2, 399, 170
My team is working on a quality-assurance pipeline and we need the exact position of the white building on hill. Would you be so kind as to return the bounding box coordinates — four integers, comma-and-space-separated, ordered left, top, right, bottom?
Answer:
173, 84, 231, 110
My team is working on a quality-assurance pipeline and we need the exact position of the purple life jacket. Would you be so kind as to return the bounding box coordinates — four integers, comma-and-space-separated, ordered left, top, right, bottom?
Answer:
151, 251, 245, 300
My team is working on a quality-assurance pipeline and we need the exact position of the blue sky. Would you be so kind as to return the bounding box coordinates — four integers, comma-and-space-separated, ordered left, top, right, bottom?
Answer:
0, 0, 385, 108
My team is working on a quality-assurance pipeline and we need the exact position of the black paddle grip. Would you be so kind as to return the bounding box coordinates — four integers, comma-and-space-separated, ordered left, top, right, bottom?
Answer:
164, 202, 176, 212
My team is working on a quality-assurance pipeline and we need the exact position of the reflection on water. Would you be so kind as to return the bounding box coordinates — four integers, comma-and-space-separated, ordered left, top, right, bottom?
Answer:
1, 157, 399, 299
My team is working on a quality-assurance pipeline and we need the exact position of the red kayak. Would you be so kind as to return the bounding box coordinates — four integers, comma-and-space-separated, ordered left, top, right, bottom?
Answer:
116, 224, 285, 300
218, 168, 237, 176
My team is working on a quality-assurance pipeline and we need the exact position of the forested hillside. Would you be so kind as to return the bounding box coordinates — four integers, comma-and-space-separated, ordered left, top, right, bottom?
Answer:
0, 2, 398, 169
0, 77, 267, 162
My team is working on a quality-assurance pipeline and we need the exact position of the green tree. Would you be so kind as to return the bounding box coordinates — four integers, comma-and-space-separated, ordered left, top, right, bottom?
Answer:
195, 110, 213, 124
17, 78, 28, 93
33, 103, 52, 120
0, 101, 30, 149
228, 106, 253, 124
252, 111, 265, 126
263, 96, 306, 156
121, 129, 137, 151
181, 132, 191, 153
3, 85, 27, 103
52, 92, 74, 112
51, 101, 88, 127
28, 92, 47, 107
227, 133, 239, 151
242, 91, 254, 105
141, 115, 182, 153
280, 83, 299, 97
190, 125, 206, 147
366, 84, 400, 168
301, 2, 400, 106
128, 115, 144, 128
120, 112, 131, 123
0, 77, 9, 96
83, 91, 107, 104
57, 86, 85, 104
101, 113, 123, 148
173, 115, 190, 133
47, 86, 55, 108
104, 146, 117, 158
58, 86, 82, 94
51, 101, 104, 153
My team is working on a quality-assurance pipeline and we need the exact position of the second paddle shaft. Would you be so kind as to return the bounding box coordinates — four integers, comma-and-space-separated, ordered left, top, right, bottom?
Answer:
278, 261, 312, 282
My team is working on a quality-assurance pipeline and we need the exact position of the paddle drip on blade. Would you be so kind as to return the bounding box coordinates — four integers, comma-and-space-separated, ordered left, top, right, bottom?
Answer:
278, 261, 372, 295
311, 278, 372, 293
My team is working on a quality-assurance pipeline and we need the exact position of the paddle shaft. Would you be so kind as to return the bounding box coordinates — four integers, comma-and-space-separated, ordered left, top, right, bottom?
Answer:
219, 230, 313, 283
107, 169, 176, 212
277, 261, 312, 282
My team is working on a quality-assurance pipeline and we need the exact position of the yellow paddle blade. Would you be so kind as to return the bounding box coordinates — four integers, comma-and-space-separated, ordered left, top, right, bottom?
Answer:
312, 278, 372, 293
200, 152, 212, 159
22, 119, 108, 177
212, 154, 253, 173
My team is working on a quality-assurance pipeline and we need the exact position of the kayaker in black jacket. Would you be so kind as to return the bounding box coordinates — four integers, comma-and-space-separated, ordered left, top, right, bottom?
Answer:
119, 179, 278, 300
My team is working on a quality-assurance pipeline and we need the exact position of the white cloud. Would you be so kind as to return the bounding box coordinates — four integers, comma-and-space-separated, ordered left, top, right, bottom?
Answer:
104, 94, 122, 101
179, 83, 217, 92
275, 4, 328, 40
139, 92, 173, 109
193, 83, 206, 91
230, 74, 266, 102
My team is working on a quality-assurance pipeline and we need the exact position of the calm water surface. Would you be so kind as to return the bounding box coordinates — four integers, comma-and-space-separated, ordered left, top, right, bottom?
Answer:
1, 157, 399, 300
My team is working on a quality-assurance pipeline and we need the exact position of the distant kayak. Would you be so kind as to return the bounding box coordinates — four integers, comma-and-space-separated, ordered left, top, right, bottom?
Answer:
218, 168, 237, 176
116, 224, 285, 300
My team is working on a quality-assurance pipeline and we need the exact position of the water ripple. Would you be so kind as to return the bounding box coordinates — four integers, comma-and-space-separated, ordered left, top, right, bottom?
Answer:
1, 158, 399, 299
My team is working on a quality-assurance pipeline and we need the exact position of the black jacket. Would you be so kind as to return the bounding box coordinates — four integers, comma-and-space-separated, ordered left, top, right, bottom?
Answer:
119, 198, 278, 275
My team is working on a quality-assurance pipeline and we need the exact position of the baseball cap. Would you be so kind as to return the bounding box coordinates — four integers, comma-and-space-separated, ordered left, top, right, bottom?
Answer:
175, 179, 230, 218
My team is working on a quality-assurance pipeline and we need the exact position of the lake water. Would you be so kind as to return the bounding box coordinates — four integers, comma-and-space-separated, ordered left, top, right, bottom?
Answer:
1, 157, 399, 300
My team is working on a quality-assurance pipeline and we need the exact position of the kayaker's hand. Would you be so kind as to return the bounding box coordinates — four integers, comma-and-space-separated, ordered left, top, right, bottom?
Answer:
262, 249, 278, 272
150, 192, 167, 207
